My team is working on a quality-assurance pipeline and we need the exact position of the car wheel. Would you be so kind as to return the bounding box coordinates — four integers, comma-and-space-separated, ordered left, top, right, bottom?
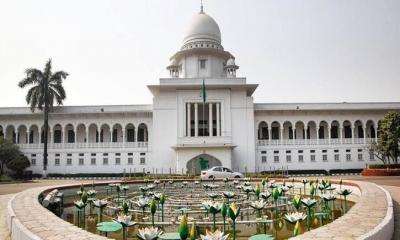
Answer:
234, 175, 241, 178
209, 175, 214, 179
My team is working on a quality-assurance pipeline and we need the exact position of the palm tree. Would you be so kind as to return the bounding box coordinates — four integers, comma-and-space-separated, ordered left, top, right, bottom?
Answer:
18, 59, 68, 177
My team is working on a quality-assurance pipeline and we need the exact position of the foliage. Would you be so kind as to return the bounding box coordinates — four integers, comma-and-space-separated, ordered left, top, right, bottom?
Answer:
18, 59, 68, 173
6, 155, 30, 177
368, 163, 400, 169
369, 111, 400, 164
0, 139, 30, 177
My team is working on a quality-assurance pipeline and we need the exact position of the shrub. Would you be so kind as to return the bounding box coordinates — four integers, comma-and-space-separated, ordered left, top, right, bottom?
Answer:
368, 164, 400, 169
6, 156, 31, 178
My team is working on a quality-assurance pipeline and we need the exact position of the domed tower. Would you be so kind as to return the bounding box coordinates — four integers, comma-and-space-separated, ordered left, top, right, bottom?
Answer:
167, 6, 238, 78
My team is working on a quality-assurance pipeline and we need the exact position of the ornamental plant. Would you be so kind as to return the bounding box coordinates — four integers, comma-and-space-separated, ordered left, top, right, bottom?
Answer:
228, 203, 240, 240
160, 193, 166, 222
179, 215, 189, 240
254, 183, 261, 200
221, 202, 228, 233
150, 198, 157, 226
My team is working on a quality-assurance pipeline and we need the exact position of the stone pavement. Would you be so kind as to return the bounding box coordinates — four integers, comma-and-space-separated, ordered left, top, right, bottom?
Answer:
0, 194, 13, 240
382, 185, 400, 240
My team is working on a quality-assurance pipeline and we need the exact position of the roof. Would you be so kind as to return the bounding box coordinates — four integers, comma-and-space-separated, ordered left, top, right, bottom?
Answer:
0, 104, 153, 116
254, 102, 400, 111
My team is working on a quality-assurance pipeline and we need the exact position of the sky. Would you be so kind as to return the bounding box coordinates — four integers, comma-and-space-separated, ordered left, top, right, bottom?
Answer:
0, 0, 399, 107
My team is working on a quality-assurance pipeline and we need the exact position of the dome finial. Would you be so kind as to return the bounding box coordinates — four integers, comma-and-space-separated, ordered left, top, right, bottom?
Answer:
200, 0, 204, 13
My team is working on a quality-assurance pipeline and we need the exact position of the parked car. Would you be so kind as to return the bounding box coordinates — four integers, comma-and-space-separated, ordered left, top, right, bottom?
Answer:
200, 166, 243, 179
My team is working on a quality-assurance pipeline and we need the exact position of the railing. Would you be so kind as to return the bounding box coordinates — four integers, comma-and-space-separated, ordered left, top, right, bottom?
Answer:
17, 142, 149, 149
257, 138, 376, 146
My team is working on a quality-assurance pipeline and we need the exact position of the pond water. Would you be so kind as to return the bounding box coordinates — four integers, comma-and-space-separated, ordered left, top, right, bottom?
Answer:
57, 180, 354, 240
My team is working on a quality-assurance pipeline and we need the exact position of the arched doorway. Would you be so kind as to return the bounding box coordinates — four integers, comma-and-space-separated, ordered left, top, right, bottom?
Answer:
186, 154, 222, 175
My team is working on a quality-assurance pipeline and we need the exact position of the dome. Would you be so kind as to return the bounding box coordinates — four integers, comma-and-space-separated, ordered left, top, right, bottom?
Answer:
226, 57, 236, 66
182, 12, 221, 46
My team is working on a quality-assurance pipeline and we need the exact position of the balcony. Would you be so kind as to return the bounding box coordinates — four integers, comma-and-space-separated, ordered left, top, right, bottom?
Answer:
17, 142, 149, 150
257, 138, 376, 147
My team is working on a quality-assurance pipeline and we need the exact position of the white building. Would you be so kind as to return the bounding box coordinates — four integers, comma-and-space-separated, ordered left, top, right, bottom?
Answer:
1, 8, 399, 176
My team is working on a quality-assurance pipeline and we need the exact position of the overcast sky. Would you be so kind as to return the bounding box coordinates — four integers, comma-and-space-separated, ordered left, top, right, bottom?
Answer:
0, 0, 399, 107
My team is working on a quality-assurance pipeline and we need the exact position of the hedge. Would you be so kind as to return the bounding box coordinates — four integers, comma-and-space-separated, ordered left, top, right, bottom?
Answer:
368, 164, 400, 169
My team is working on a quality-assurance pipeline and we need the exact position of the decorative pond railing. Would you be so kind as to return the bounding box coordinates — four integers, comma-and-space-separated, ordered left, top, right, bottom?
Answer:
51, 178, 354, 240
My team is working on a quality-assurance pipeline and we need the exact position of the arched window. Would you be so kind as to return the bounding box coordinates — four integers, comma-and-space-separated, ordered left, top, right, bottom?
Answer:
138, 123, 148, 142
258, 122, 268, 140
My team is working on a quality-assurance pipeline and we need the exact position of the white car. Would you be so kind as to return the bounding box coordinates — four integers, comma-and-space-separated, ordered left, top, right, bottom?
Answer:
200, 166, 244, 179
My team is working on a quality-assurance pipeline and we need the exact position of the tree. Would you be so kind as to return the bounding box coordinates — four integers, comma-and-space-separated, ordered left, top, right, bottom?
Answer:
0, 138, 22, 175
18, 59, 68, 177
7, 155, 30, 178
370, 111, 400, 165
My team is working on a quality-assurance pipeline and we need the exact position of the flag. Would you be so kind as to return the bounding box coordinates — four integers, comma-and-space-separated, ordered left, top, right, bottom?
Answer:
200, 79, 206, 103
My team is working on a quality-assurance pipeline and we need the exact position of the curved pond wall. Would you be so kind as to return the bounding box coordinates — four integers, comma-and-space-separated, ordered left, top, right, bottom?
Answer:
6, 180, 394, 240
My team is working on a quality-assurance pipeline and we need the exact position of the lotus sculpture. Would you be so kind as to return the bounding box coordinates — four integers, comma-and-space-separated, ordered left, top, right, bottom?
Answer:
200, 229, 229, 240
337, 189, 352, 212
135, 197, 150, 217
284, 212, 307, 224
301, 198, 317, 230
137, 227, 163, 240
222, 191, 235, 202
260, 191, 271, 201
249, 199, 266, 217
93, 199, 108, 222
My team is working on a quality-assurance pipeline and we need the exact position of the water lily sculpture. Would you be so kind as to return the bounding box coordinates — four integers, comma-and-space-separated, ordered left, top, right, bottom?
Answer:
137, 227, 163, 240
260, 191, 271, 201
208, 192, 219, 200
321, 193, 336, 210
135, 197, 150, 217
87, 189, 97, 197
228, 203, 240, 240
179, 215, 189, 240
140, 186, 149, 196
284, 212, 306, 237
222, 192, 235, 203
200, 230, 229, 240
249, 200, 266, 217
203, 201, 222, 231
337, 189, 352, 212
284, 212, 307, 224
233, 180, 240, 185
301, 198, 317, 230
116, 213, 135, 240
154, 180, 161, 185
93, 199, 108, 222
242, 186, 253, 200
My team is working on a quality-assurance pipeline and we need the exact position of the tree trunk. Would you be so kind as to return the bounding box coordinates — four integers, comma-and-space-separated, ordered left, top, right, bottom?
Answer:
42, 79, 49, 178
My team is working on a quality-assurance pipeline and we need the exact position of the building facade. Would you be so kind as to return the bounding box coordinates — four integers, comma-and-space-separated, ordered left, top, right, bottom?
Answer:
1, 9, 399, 176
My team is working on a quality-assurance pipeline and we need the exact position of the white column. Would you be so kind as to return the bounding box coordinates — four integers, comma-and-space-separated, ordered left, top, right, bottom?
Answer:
209, 103, 213, 136
16, 130, 19, 144
374, 127, 378, 142
194, 103, 198, 137
363, 127, 367, 144
292, 128, 295, 143
317, 127, 320, 145
268, 128, 272, 141
187, 103, 191, 137
74, 127, 77, 143
352, 127, 355, 144
340, 127, 343, 144
328, 127, 331, 144
122, 127, 126, 143
216, 103, 220, 136
280, 128, 284, 144
62, 129, 65, 144
26, 131, 29, 144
